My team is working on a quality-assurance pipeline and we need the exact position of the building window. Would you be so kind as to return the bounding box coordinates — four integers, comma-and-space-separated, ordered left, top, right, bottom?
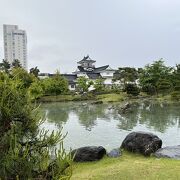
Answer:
71, 85, 75, 88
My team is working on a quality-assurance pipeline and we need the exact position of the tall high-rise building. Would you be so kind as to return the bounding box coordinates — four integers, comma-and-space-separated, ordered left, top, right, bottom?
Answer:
3, 24, 27, 69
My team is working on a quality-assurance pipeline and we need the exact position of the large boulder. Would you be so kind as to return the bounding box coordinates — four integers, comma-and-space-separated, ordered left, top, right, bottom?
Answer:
107, 148, 122, 158
121, 131, 162, 156
72, 146, 106, 162
154, 145, 180, 159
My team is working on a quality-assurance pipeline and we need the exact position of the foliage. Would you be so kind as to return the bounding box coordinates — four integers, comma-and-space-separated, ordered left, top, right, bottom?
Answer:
28, 80, 44, 100
42, 72, 69, 95
94, 78, 105, 92
30, 66, 40, 77
141, 84, 156, 95
124, 83, 140, 96
157, 79, 172, 95
11, 67, 36, 88
0, 59, 11, 73
77, 76, 93, 93
115, 67, 139, 88
139, 59, 173, 95
0, 73, 72, 179
171, 91, 180, 101
12, 59, 22, 68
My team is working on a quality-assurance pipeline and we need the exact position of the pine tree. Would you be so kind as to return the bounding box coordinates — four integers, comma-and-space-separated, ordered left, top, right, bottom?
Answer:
0, 72, 72, 179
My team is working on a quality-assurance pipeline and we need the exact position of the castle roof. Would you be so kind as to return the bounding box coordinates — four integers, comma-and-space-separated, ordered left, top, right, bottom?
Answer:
87, 73, 102, 79
93, 65, 109, 73
62, 74, 77, 84
77, 55, 96, 64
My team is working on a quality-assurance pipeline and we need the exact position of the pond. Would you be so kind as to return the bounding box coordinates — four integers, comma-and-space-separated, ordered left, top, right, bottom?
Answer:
41, 101, 180, 151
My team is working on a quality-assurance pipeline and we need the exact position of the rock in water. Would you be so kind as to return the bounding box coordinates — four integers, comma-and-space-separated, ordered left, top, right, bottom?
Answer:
72, 146, 106, 162
91, 101, 103, 105
154, 145, 180, 159
121, 131, 162, 156
107, 148, 121, 158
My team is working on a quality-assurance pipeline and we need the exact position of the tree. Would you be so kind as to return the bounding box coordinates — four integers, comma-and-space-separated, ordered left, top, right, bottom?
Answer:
115, 67, 139, 88
12, 59, 22, 68
77, 76, 93, 93
0, 72, 72, 179
124, 83, 140, 96
157, 79, 172, 95
30, 66, 40, 77
94, 78, 105, 92
171, 64, 180, 89
0, 59, 11, 73
11, 67, 36, 88
171, 64, 180, 100
42, 71, 69, 95
28, 80, 44, 100
139, 59, 173, 95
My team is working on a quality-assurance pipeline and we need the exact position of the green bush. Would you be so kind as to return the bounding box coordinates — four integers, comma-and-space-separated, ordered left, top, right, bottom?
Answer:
0, 73, 72, 179
124, 83, 140, 96
157, 79, 172, 95
141, 84, 156, 95
171, 91, 180, 101
42, 73, 69, 96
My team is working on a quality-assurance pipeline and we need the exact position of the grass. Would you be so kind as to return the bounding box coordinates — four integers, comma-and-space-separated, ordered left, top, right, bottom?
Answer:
96, 93, 126, 103
39, 93, 127, 103
71, 152, 180, 180
38, 92, 178, 104
38, 95, 77, 102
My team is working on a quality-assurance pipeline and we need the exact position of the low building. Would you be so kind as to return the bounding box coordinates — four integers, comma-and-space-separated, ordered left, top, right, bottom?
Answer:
62, 74, 77, 91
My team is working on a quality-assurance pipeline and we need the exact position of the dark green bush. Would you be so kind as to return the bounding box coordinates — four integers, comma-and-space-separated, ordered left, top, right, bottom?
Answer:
124, 83, 140, 96
171, 91, 180, 101
0, 73, 72, 179
141, 84, 156, 95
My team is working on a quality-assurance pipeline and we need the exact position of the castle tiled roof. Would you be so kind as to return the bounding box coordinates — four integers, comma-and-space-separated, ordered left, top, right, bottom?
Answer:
87, 73, 102, 79
62, 74, 77, 84
77, 55, 96, 64
77, 65, 110, 73
93, 65, 109, 73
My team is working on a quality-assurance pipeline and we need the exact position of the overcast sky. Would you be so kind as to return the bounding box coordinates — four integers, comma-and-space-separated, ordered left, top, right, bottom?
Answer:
0, 0, 180, 73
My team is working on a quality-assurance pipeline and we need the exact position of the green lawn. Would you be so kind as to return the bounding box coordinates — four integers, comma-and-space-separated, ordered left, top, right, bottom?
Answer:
96, 93, 126, 102
39, 93, 126, 103
38, 95, 77, 102
71, 152, 180, 180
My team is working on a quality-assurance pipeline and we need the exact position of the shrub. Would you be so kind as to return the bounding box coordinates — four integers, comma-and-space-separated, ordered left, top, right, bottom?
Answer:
141, 84, 156, 95
157, 79, 172, 95
171, 91, 180, 101
124, 83, 140, 96
0, 73, 72, 179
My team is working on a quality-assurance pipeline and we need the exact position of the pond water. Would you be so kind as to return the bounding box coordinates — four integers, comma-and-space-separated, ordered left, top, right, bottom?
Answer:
41, 101, 180, 151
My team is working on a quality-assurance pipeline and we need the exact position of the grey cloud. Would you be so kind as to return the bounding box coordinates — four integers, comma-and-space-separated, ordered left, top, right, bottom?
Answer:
0, 0, 180, 73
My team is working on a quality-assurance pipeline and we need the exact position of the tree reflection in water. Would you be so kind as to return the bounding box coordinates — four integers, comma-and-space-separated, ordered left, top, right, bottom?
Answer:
41, 103, 70, 128
116, 101, 180, 133
41, 101, 180, 133
75, 103, 111, 131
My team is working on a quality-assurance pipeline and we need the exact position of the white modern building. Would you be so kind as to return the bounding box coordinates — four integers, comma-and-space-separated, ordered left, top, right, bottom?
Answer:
3, 24, 27, 69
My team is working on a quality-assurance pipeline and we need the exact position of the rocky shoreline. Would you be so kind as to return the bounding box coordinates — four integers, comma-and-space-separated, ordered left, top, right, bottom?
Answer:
71, 131, 180, 162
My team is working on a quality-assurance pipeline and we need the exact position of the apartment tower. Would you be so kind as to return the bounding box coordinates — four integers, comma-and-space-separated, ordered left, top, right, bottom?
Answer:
3, 24, 27, 69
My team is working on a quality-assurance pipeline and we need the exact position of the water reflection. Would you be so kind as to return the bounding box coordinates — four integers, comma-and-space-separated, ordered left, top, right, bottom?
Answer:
114, 101, 180, 132
76, 104, 112, 131
41, 103, 70, 128
41, 101, 180, 133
